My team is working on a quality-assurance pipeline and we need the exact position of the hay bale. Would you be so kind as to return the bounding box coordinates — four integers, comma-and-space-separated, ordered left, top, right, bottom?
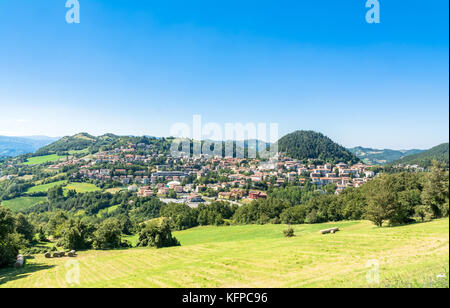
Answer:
14, 255, 25, 268
53, 252, 61, 258
44, 252, 52, 258
319, 227, 339, 235
59, 251, 65, 257
68, 250, 77, 257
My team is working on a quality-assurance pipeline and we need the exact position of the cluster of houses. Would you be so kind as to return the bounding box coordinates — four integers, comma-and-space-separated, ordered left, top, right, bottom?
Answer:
41, 144, 380, 201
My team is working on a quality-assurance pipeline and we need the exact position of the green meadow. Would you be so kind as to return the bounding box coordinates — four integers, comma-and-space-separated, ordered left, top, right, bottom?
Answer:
0, 219, 448, 288
25, 181, 99, 195
26, 180, 68, 194
64, 182, 100, 193
24, 154, 66, 165
97, 204, 121, 218
0, 197, 47, 212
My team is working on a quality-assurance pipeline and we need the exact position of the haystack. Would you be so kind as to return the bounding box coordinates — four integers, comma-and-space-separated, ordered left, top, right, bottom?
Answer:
319, 227, 339, 234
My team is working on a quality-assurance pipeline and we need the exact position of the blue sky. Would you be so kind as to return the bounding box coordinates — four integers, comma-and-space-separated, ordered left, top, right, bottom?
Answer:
0, 0, 448, 149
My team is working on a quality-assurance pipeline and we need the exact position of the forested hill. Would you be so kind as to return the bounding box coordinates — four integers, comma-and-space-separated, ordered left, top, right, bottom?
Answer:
277, 131, 360, 164
348, 146, 424, 165
387, 143, 449, 168
35, 133, 172, 156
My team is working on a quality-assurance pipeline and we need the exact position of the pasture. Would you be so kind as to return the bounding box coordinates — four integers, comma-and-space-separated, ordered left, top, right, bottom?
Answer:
0, 219, 448, 288
0, 196, 47, 212
64, 182, 100, 193
24, 154, 66, 165
26, 180, 68, 194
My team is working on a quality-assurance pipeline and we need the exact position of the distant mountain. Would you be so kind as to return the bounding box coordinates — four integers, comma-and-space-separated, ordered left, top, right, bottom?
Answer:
348, 147, 424, 165
278, 130, 360, 164
387, 143, 449, 168
0, 136, 59, 157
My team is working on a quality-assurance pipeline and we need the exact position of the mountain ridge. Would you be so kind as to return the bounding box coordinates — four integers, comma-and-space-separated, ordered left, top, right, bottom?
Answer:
0, 136, 59, 157
348, 146, 425, 165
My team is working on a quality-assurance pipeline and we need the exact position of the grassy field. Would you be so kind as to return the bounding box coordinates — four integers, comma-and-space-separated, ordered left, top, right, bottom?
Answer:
97, 204, 121, 218
25, 181, 99, 195
0, 219, 448, 288
65, 182, 100, 193
68, 149, 89, 155
24, 154, 66, 165
0, 196, 47, 212
104, 187, 124, 194
26, 180, 68, 194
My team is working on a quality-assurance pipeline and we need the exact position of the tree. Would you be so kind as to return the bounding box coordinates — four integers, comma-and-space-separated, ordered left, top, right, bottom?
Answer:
0, 207, 15, 239
136, 218, 180, 248
92, 218, 123, 250
15, 213, 35, 243
280, 205, 307, 224
390, 189, 421, 225
365, 176, 397, 227
57, 219, 94, 250
421, 161, 449, 218
0, 208, 22, 268
160, 203, 198, 230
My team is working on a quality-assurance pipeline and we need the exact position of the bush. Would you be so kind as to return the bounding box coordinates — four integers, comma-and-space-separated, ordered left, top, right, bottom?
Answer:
136, 218, 180, 249
283, 227, 295, 238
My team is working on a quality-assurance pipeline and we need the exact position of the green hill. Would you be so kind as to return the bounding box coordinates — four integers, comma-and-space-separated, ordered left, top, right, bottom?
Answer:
348, 146, 424, 165
388, 143, 449, 168
33, 133, 172, 156
278, 131, 360, 164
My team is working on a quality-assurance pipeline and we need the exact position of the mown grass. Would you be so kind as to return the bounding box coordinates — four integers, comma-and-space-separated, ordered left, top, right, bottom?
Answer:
104, 187, 125, 194
0, 197, 47, 212
64, 182, 100, 193
24, 154, 66, 165
25, 181, 99, 195
0, 219, 448, 288
26, 180, 68, 194
97, 204, 120, 218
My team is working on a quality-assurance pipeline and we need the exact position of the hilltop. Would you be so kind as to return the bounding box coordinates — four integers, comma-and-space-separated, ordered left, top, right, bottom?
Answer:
348, 146, 424, 165
278, 130, 360, 164
388, 143, 449, 168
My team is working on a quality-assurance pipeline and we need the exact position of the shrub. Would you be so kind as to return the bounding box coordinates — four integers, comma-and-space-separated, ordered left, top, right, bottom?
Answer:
283, 227, 295, 238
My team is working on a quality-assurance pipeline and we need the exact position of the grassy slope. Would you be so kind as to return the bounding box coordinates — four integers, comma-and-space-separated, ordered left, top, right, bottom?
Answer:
0, 197, 47, 212
0, 219, 448, 288
65, 182, 100, 193
24, 154, 66, 165
26, 180, 68, 194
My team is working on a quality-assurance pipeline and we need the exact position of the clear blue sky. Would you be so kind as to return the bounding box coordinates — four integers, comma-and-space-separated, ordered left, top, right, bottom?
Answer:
0, 0, 448, 149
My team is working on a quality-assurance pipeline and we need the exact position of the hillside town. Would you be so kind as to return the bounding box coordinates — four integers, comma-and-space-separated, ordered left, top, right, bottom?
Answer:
25, 142, 380, 207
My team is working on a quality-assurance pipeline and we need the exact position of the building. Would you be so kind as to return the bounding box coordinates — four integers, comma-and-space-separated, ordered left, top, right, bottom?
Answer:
249, 191, 267, 200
